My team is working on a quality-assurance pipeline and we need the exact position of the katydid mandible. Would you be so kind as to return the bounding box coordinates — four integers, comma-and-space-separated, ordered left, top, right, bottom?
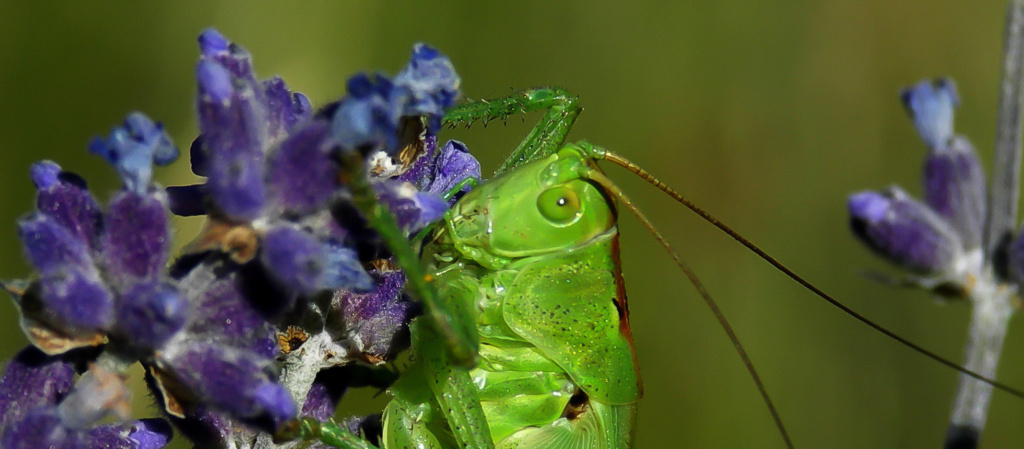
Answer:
277, 88, 1024, 449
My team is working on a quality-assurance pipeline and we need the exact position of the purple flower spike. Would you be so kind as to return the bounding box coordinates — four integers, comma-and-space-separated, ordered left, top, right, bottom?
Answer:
0, 347, 75, 426
126, 419, 174, 449
196, 59, 268, 221
88, 112, 179, 193
115, 282, 188, 350
100, 191, 171, 287
261, 225, 372, 295
923, 136, 986, 250
266, 119, 339, 213
31, 162, 102, 249
849, 187, 963, 274
39, 269, 115, 333
901, 78, 959, 149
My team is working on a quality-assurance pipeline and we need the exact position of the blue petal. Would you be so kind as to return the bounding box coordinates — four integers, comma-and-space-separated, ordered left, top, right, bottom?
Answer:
320, 244, 374, 292
198, 28, 229, 57
88, 112, 179, 194
901, 78, 958, 148
392, 44, 461, 130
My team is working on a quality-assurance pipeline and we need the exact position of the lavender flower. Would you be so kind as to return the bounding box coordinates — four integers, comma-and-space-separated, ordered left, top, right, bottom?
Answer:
849, 75, 1020, 448
850, 78, 985, 286
1, 28, 480, 448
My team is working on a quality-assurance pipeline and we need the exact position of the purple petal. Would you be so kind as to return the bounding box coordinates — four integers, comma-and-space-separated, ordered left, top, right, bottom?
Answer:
849, 187, 963, 273
261, 226, 372, 295
301, 368, 349, 420
0, 347, 76, 426
376, 181, 448, 233
426, 140, 481, 200
129, 419, 174, 449
115, 282, 189, 350
18, 214, 94, 275
262, 76, 313, 139
31, 162, 102, 249
923, 136, 986, 250
88, 112, 179, 193
160, 344, 295, 432
336, 269, 413, 359
100, 191, 171, 287
39, 269, 115, 332
266, 119, 340, 213
198, 29, 256, 84
396, 133, 439, 187
196, 59, 268, 221
901, 78, 958, 149
0, 410, 77, 449
176, 262, 278, 357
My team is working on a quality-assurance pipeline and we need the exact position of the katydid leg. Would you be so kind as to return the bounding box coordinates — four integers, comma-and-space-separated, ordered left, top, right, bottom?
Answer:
443, 88, 581, 175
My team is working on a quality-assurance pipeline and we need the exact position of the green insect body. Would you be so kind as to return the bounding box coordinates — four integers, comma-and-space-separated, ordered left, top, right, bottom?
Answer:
278, 88, 788, 449
383, 143, 641, 448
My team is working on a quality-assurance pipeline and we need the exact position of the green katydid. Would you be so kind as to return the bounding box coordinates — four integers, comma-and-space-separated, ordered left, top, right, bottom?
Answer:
276, 88, 1024, 449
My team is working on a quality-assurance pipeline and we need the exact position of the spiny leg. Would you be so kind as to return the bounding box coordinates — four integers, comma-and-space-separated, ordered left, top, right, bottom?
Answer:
443, 88, 581, 175
273, 418, 376, 449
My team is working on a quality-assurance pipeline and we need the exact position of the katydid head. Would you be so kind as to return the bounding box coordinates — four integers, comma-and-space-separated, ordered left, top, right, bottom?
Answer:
442, 145, 617, 267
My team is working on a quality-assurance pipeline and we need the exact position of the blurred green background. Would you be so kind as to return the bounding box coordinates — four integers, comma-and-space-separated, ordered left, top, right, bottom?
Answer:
1, 1, 1022, 448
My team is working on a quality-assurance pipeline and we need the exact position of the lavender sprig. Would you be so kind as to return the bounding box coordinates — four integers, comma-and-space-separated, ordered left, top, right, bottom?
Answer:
848, 4, 1024, 445
0, 28, 481, 449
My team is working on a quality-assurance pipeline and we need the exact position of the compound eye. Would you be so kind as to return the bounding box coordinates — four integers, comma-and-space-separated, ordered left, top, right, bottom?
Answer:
537, 186, 582, 224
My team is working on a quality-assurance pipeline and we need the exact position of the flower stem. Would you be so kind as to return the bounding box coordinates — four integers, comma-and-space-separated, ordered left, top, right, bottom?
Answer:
986, 0, 1024, 264
944, 281, 1016, 449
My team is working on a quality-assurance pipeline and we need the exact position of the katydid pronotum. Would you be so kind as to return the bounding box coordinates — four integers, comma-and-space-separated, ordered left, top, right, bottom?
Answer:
276, 88, 1024, 449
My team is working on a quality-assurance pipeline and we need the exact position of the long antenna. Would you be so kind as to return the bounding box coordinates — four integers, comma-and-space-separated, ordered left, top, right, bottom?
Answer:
596, 149, 1024, 401
584, 167, 795, 449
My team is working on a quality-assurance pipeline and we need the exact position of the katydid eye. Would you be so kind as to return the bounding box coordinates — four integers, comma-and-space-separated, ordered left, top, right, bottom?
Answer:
537, 186, 581, 224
